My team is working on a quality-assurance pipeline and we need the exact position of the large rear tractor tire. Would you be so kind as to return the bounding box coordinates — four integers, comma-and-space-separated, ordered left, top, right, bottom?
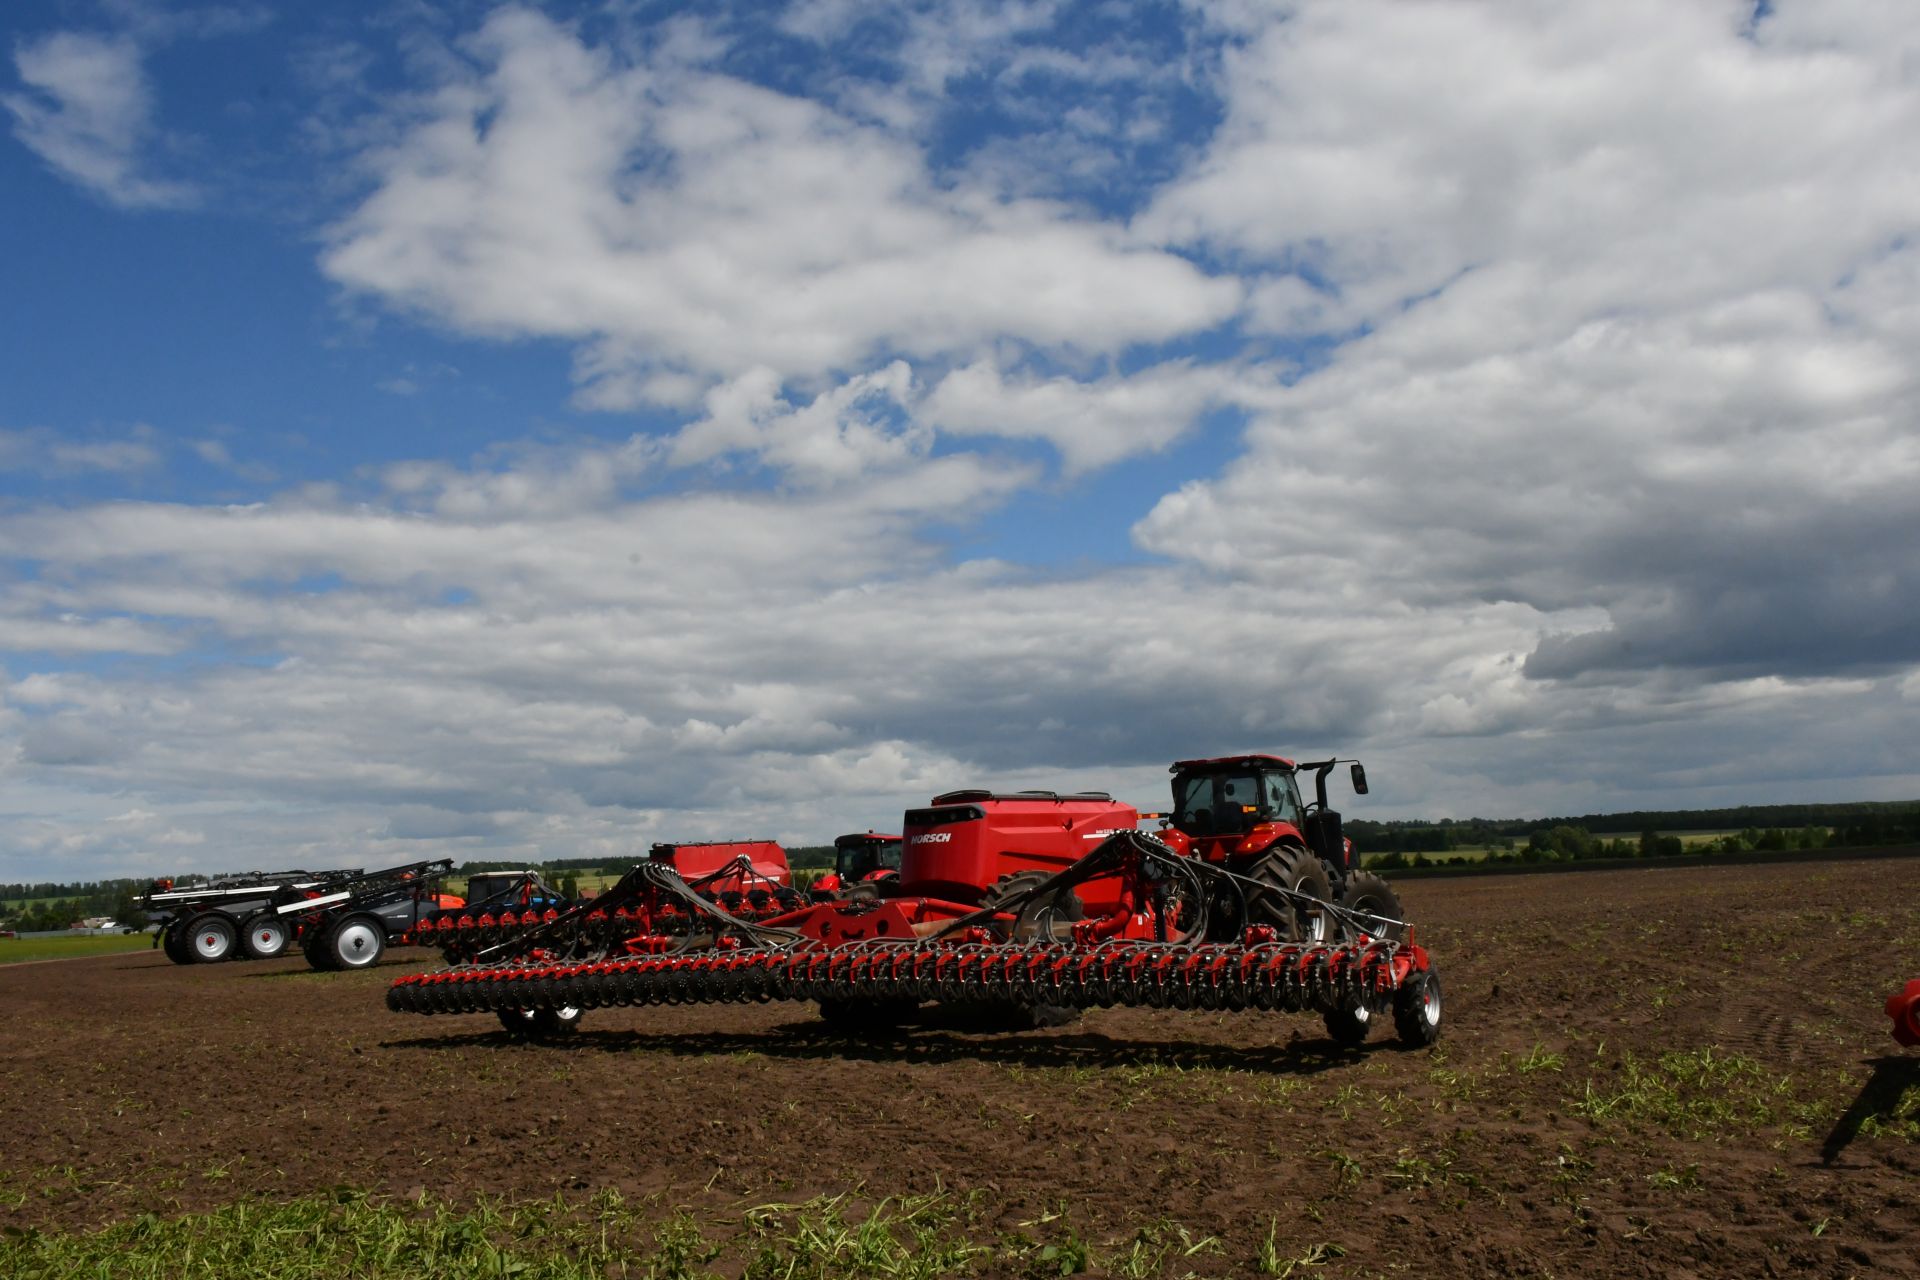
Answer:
1333, 870, 1407, 942
1246, 845, 1333, 943
1393, 970, 1443, 1048
324, 915, 386, 971
185, 913, 238, 964
239, 913, 292, 960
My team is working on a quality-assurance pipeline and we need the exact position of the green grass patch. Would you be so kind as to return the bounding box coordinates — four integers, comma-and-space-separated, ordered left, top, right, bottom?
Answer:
0, 1189, 643, 1280
1571, 1047, 1796, 1140
0, 1186, 1111, 1280
740, 1192, 986, 1279
0, 934, 152, 965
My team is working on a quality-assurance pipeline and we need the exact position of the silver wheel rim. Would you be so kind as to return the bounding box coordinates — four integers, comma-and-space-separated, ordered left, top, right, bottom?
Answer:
335, 921, 380, 965
193, 925, 230, 960
252, 923, 285, 955
1293, 877, 1327, 942
1423, 984, 1441, 1026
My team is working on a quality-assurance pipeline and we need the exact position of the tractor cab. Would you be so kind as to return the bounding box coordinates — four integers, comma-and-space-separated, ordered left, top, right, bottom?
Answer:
810, 832, 904, 899
1168, 754, 1370, 874
835, 833, 903, 883
1169, 756, 1305, 840
463, 871, 567, 913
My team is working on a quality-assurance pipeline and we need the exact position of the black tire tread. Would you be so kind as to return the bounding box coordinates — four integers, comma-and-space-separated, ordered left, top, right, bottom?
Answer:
1334, 870, 1407, 942
184, 912, 237, 964
1247, 844, 1333, 943
1393, 970, 1443, 1048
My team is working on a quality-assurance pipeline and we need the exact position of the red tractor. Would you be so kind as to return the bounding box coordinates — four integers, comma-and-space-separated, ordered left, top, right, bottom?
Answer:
388, 755, 1440, 1050
808, 832, 904, 900
1156, 755, 1406, 941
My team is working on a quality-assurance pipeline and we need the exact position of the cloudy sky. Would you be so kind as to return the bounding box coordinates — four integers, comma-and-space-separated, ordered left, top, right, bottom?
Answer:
3, 0, 1916, 882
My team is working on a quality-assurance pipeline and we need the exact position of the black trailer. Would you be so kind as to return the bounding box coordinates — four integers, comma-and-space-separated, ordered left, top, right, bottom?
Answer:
269, 858, 457, 971
140, 869, 360, 964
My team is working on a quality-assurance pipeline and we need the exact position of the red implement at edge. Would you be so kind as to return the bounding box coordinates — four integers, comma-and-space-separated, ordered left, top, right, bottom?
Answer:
1889, 979, 1920, 1047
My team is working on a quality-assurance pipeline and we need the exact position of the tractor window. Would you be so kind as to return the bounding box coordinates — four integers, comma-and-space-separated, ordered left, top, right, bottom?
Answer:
1174, 771, 1302, 836
1172, 775, 1216, 834
836, 845, 865, 880
836, 839, 903, 881
1261, 773, 1303, 824
1174, 773, 1259, 835
1213, 774, 1259, 834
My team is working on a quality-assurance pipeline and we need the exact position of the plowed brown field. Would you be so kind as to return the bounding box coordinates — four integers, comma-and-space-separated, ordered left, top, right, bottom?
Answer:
4, 855, 1918, 1278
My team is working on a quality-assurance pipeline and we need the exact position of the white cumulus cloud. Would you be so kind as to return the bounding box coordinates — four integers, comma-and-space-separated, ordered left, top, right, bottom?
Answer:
4, 30, 195, 209
321, 7, 1240, 415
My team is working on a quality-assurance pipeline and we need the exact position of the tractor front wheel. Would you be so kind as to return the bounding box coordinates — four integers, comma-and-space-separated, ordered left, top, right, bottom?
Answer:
161, 919, 194, 964
1333, 871, 1407, 942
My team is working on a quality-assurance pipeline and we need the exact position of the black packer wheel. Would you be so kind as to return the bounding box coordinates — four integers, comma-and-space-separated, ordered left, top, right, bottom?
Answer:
1323, 1000, 1374, 1048
497, 1006, 583, 1039
1393, 969, 1443, 1048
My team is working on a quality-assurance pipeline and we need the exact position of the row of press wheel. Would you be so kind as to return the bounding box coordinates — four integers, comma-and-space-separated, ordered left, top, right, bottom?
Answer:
159, 909, 389, 971
390, 940, 1445, 1049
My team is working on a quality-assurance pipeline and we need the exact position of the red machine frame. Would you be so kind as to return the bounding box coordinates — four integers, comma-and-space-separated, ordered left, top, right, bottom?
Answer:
390, 765, 1441, 1049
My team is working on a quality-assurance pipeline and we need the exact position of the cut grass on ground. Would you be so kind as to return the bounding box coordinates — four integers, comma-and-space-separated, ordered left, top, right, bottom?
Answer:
0, 934, 153, 965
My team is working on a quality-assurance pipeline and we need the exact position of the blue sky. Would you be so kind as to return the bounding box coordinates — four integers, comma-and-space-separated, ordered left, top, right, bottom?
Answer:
3, 0, 1918, 880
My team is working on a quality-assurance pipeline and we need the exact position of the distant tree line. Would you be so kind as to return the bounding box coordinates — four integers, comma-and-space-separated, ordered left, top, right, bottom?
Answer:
0, 879, 148, 933
453, 856, 614, 874
1366, 815, 1918, 870
1346, 798, 1920, 856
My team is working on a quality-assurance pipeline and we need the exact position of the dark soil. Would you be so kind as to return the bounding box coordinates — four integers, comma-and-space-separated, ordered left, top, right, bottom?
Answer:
4, 855, 1918, 1277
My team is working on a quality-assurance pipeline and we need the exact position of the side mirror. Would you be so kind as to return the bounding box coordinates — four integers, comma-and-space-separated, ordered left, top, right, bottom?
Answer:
1349, 763, 1369, 795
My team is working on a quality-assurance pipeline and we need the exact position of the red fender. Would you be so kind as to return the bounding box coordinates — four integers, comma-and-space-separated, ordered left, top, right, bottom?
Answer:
1888, 979, 1920, 1048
